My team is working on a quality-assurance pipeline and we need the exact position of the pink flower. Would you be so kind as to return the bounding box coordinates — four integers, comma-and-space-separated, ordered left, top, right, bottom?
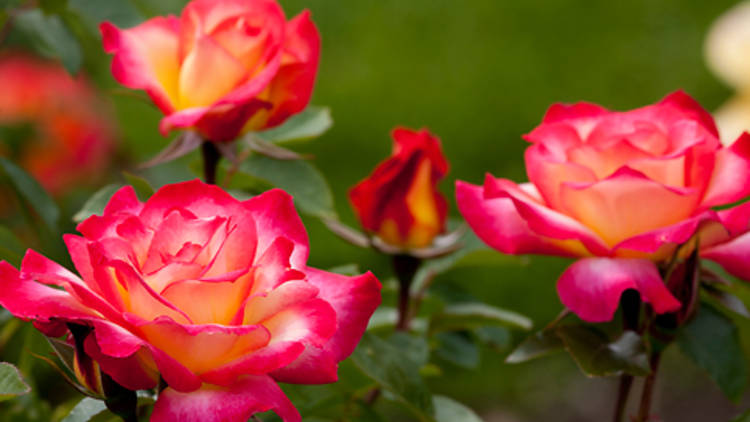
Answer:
0, 54, 114, 195
349, 128, 449, 249
101, 0, 320, 142
0, 180, 381, 422
457, 91, 750, 322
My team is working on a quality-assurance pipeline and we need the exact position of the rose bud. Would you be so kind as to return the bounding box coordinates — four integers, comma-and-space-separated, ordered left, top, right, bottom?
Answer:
0, 180, 381, 422
457, 91, 750, 322
349, 127, 449, 250
100, 0, 320, 142
0, 54, 114, 195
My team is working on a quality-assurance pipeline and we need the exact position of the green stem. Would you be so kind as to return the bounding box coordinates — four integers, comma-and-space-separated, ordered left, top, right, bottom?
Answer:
614, 290, 641, 422
201, 141, 221, 185
392, 254, 421, 331
636, 352, 662, 422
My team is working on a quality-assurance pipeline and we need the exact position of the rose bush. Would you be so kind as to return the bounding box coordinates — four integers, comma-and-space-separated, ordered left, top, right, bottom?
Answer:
0, 180, 381, 422
101, 0, 320, 142
457, 91, 750, 322
349, 127, 449, 249
0, 54, 114, 194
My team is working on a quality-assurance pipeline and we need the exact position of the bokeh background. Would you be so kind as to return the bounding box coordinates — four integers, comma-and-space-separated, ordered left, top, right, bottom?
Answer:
2, 0, 750, 420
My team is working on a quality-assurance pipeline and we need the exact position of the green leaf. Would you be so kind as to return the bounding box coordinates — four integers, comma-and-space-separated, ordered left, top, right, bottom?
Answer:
0, 362, 30, 401
474, 326, 512, 351
326, 263, 360, 276
351, 333, 434, 419
240, 155, 336, 219
557, 326, 650, 377
0, 157, 59, 232
255, 106, 333, 144
0, 226, 25, 267
434, 332, 479, 369
13, 9, 82, 73
61, 397, 108, 422
67, 0, 142, 31
677, 304, 748, 401
38, 0, 68, 14
433, 395, 484, 422
122, 172, 154, 201
505, 329, 563, 364
73, 184, 122, 223
430, 302, 533, 333
411, 229, 487, 294
389, 332, 429, 367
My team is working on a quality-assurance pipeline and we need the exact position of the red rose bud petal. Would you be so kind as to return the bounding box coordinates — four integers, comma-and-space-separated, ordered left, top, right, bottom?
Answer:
349, 127, 449, 249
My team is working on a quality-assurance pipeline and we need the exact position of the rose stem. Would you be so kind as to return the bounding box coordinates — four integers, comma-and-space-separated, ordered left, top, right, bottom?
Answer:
614, 290, 641, 422
201, 141, 221, 185
635, 352, 662, 422
392, 254, 421, 331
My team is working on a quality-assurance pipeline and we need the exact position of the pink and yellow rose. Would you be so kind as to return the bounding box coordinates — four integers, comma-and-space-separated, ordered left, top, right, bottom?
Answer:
457, 91, 750, 322
101, 0, 320, 142
0, 180, 381, 422
349, 128, 449, 249
0, 54, 114, 195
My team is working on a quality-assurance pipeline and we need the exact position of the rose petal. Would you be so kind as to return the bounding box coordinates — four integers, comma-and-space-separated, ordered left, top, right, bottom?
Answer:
557, 258, 681, 322
100, 18, 180, 113
151, 376, 300, 422
455, 180, 584, 257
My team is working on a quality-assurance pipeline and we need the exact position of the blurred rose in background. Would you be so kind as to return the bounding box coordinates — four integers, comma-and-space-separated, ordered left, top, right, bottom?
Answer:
0, 53, 114, 195
706, 1, 750, 144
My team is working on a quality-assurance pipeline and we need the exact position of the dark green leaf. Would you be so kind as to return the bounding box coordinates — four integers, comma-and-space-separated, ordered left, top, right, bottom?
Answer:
474, 326, 512, 351
557, 326, 650, 377
0, 226, 25, 266
430, 302, 532, 333
433, 395, 484, 422
0, 362, 30, 401
73, 184, 122, 223
435, 332, 479, 369
67, 0, 142, 31
389, 332, 429, 367
140, 132, 203, 168
13, 9, 82, 73
255, 106, 332, 144
122, 172, 154, 200
505, 329, 563, 364
61, 397, 108, 422
677, 304, 748, 401
703, 285, 750, 318
351, 333, 434, 419
0, 157, 59, 232
240, 155, 336, 219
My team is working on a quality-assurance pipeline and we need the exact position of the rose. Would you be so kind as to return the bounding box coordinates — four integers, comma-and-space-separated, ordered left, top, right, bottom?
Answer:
349, 127, 449, 249
705, 1, 750, 144
0, 180, 381, 422
457, 91, 750, 322
0, 54, 114, 195
100, 0, 320, 142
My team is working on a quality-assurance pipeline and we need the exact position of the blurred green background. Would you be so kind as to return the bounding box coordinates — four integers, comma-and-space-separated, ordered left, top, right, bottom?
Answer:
2, 0, 750, 420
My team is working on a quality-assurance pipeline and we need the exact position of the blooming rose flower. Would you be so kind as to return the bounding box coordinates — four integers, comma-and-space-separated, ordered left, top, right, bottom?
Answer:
349, 127, 449, 249
0, 54, 114, 195
0, 180, 381, 422
457, 91, 750, 322
101, 0, 320, 142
